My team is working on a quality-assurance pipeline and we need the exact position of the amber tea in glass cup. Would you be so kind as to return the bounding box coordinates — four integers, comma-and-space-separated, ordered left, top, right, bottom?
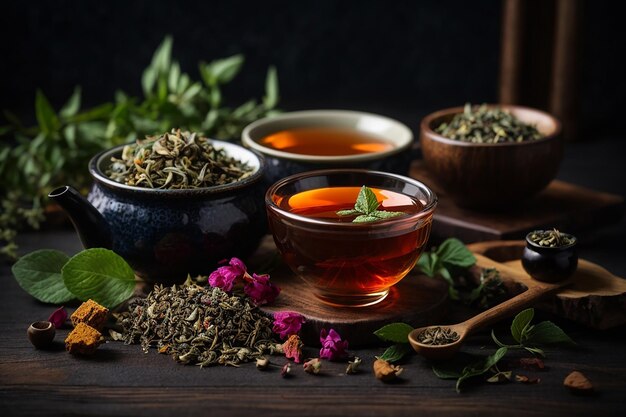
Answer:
265, 169, 437, 307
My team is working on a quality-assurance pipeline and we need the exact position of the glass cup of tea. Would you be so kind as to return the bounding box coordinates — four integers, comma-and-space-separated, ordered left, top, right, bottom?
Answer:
265, 169, 437, 307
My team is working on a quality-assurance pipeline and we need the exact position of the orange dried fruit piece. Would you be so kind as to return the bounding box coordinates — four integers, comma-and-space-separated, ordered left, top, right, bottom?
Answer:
70, 299, 109, 331
65, 322, 104, 355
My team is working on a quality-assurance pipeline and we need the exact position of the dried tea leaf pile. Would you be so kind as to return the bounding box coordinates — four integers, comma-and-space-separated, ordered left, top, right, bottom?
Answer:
435, 103, 544, 143
107, 129, 253, 189
119, 282, 279, 367
528, 229, 575, 247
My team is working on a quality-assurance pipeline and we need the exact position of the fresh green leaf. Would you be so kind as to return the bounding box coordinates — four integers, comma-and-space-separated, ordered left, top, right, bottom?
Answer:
373, 322, 414, 343
142, 67, 157, 96
336, 209, 361, 216
377, 343, 413, 363
151, 35, 173, 74
437, 238, 476, 268
456, 347, 508, 392
11, 249, 75, 303
353, 214, 383, 223
373, 210, 404, 219
210, 54, 244, 84
524, 346, 545, 357
417, 252, 437, 277
526, 321, 576, 346
60, 87, 82, 118
355, 185, 380, 214
511, 308, 534, 343
168, 62, 181, 92
62, 248, 136, 308
263, 66, 279, 109
35, 90, 60, 135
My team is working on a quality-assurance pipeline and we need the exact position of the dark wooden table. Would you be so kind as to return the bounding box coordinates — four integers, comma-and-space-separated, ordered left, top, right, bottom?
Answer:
2, 137, 626, 417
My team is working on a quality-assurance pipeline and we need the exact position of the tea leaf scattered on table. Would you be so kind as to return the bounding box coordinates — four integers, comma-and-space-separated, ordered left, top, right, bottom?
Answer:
491, 308, 575, 356
511, 308, 534, 343
416, 238, 476, 299
377, 343, 413, 363
525, 321, 576, 346
62, 248, 135, 308
374, 322, 414, 343
432, 347, 508, 393
11, 249, 75, 303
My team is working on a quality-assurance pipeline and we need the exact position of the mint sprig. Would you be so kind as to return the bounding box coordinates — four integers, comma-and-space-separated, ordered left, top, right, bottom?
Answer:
416, 238, 477, 299
432, 347, 508, 393
336, 186, 404, 223
491, 308, 576, 356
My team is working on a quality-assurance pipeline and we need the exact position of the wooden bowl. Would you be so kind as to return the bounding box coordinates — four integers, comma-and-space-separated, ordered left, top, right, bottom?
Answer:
420, 105, 562, 210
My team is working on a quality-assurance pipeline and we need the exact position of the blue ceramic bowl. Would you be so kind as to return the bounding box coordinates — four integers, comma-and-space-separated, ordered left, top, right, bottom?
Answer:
84, 140, 267, 283
242, 110, 414, 185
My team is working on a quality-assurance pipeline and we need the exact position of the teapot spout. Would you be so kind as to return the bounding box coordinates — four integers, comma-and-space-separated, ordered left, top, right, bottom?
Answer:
48, 186, 112, 249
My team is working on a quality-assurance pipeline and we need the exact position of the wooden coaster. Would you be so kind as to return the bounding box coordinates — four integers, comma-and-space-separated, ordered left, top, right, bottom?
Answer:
251, 236, 448, 347
411, 162, 624, 243
260, 264, 449, 347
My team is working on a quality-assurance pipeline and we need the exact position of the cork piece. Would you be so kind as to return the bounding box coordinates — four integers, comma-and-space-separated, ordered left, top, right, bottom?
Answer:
70, 299, 109, 331
64, 322, 104, 355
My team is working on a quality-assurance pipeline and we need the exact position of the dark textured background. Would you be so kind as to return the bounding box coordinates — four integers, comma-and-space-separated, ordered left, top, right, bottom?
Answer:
1, 0, 625, 134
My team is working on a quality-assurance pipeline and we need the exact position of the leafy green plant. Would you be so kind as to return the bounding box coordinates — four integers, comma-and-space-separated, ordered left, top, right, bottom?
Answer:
416, 238, 477, 299
0, 36, 279, 261
491, 308, 576, 356
12, 248, 135, 308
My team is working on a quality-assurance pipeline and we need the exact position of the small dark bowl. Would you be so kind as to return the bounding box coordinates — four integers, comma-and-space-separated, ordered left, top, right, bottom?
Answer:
242, 110, 414, 185
521, 231, 578, 283
27, 321, 55, 349
420, 105, 563, 210
86, 141, 267, 283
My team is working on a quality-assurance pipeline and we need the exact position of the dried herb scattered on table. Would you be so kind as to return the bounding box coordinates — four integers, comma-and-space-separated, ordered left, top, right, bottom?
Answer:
118, 280, 280, 367
107, 129, 253, 189
435, 103, 544, 143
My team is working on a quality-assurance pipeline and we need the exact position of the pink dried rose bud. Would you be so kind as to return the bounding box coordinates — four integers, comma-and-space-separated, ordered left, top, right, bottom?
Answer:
208, 257, 247, 292
273, 311, 306, 340
303, 358, 322, 374
319, 328, 349, 361
48, 306, 68, 329
281, 362, 292, 378
244, 273, 281, 306
282, 334, 304, 363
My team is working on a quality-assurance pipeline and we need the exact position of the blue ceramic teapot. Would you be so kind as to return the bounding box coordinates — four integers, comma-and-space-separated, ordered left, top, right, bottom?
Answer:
49, 140, 267, 284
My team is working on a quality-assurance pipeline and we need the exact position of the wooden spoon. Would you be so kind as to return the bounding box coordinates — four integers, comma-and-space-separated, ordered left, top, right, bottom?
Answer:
408, 254, 571, 360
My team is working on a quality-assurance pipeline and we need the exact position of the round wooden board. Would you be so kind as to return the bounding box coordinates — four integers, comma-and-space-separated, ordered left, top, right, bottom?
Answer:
259, 264, 449, 347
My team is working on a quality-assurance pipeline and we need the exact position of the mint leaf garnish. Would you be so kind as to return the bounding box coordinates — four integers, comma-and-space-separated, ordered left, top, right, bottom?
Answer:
336, 186, 404, 223
11, 249, 75, 304
511, 308, 534, 343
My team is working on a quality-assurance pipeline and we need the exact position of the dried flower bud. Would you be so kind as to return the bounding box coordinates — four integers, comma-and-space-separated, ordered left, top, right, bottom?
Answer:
319, 328, 349, 361
244, 273, 281, 306
282, 334, 304, 363
373, 359, 403, 382
273, 311, 306, 340
346, 357, 362, 374
256, 356, 270, 371
303, 358, 322, 375
515, 374, 540, 384
281, 362, 292, 378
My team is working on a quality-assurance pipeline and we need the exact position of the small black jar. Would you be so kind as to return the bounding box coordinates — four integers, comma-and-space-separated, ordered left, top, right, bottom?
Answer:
521, 231, 578, 283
